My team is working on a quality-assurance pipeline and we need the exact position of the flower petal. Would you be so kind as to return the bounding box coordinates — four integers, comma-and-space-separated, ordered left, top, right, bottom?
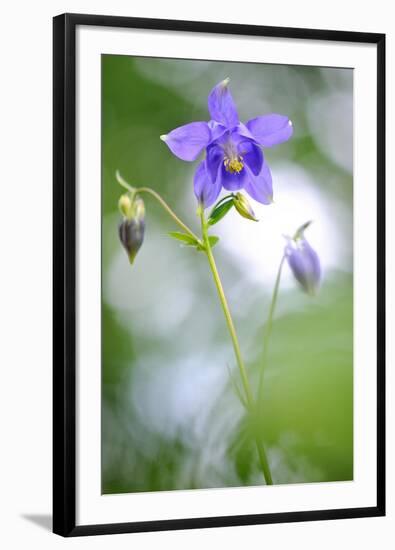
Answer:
243, 162, 273, 204
238, 140, 263, 176
303, 240, 322, 291
235, 122, 256, 141
218, 164, 247, 192
206, 144, 224, 183
208, 120, 228, 143
194, 160, 222, 207
161, 122, 211, 161
208, 79, 239, 128
246, 114, 293, 147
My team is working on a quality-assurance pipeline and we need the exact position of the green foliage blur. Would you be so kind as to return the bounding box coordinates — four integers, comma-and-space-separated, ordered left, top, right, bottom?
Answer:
102, 55, 353, 493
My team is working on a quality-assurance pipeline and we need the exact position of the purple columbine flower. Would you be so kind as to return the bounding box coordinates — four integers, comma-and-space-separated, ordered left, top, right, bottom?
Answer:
285, 222, 321, 296
160, 78, 293, 207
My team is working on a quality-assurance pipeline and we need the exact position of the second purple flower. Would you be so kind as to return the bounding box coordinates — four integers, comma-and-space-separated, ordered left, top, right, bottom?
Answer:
160, 78, 293, 208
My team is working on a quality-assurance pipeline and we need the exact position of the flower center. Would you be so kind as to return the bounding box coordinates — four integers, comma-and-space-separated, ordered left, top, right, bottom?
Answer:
224, 155, 244, 174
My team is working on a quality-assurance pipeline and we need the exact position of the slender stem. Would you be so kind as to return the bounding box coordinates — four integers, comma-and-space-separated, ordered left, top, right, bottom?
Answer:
137, 187, 200, 242
116, 171, 200, 243
200, 209, 254, 406
255, 440, 273, 485
117, 170, 273, 483
257, 255, 285, 409
199, 208, 273, 485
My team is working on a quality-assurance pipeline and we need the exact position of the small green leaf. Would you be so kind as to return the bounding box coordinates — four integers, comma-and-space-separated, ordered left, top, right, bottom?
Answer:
208, 198, 234, 226
196, 235, 220, 252
208, 236, 219, 247
168, 231, 199, 246
169, 232, 218, 252
196, 235, 219, 252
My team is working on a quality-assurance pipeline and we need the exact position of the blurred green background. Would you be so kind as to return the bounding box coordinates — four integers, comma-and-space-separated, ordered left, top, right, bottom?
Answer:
101, 55, 353, 493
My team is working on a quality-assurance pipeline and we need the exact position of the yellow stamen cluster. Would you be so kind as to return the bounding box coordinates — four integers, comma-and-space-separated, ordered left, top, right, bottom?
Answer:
224, 156, 244, 174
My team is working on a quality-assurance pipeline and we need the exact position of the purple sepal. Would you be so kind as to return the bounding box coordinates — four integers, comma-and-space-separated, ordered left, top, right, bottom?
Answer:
246, 114, 293, 147
207, 79, 239, 128
161, 122, 211, 161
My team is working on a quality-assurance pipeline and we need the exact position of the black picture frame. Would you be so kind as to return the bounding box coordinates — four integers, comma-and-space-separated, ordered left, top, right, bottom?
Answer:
53, 12, 386, 537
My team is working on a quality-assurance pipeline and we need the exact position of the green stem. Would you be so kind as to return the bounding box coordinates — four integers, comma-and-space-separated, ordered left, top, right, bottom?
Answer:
200, 208, 253, 406
199, 207, 273, 485
137, 187, 200, 242
257, 255, 285, 409
117, 171, 273, 484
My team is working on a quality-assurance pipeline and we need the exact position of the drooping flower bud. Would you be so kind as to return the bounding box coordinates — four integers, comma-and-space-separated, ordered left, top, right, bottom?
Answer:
118, 196, 145, 265
233, 192, 258, 222
285, 221, 321, 295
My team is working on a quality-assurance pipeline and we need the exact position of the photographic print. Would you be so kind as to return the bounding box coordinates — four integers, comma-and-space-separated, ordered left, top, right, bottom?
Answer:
101, 56, 354, 494
53, 14, 385, 536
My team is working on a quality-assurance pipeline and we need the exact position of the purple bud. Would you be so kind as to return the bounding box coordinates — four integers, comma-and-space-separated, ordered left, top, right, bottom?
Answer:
285, 223, 321, 295
118, 196, 145, 264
